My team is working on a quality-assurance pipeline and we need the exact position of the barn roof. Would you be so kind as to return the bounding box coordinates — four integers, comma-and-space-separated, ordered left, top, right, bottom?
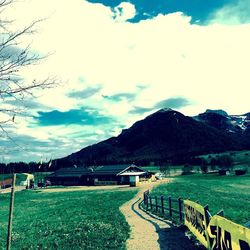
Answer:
47, 167, 92, 178
0, 178, 12, 186
92, 164, 141, 176
47, 164, 147, 178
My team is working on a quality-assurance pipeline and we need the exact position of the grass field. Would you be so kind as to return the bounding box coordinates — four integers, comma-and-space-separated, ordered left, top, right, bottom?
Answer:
151, 174, 250, 225
0, 188, 136, 249
199, 150, 250, 168
142, 150, 250, 174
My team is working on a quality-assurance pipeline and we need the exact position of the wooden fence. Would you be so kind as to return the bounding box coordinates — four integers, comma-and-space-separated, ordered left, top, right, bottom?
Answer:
143, 190, 184, 223
143, 190, 250, 250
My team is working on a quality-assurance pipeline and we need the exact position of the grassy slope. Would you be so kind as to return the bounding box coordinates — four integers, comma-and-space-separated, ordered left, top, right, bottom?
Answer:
151, 174, 250, 225
0, 189, 136, 249
200, 150, 250, 166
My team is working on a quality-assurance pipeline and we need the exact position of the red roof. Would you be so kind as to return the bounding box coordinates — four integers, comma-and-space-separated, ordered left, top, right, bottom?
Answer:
0, 178, 12, 187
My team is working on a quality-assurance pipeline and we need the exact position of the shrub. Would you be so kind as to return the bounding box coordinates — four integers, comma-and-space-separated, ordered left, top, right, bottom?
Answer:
217, 155, 234, 170
182, 164, 193, 175
235, 169, 247, 176
200, 158, 208, 173
200, 165, 209, 174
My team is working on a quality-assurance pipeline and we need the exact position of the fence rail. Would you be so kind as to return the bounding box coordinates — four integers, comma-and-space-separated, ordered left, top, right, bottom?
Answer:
143, 190, 250, 250
143, 191, 184, 223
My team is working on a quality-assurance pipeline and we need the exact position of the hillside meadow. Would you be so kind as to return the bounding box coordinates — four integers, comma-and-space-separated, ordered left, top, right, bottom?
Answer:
199, 150, 250, 168
0, 188, 136, 249
151, 173, 250, 225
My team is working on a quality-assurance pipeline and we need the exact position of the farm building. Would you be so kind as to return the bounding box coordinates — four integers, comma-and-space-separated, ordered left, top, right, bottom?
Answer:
46, 164, 156, 186
0, 178, 12, 189
0, 173, 35, 189
19, 173, 34, 187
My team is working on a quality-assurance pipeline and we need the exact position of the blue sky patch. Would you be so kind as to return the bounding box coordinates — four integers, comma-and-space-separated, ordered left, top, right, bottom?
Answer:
68, 86, 101, 99
102, 92, 137, 102
35, 108, 114, 126
87, 0, 235, 24
129, 106, 153, 115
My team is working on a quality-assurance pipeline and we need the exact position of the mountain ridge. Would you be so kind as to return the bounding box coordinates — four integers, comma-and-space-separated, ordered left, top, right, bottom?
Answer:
55, 109, 250, 167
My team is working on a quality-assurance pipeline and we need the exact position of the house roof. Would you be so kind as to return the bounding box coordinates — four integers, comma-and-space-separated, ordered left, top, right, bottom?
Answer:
47, 164, 147, 178
0, 178, 12, 186
47, 167, 92, 178
91, 164, 135, 176
119, 172, 145, 176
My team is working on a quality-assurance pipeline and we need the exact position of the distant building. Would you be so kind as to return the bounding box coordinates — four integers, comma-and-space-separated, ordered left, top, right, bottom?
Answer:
0, 178, 12, 189
46, 164, 156, 186
19, 173, 35, 188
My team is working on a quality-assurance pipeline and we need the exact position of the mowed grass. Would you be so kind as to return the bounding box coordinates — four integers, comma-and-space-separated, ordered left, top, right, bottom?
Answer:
152, 174, 250, 225
0, 188, 136, 249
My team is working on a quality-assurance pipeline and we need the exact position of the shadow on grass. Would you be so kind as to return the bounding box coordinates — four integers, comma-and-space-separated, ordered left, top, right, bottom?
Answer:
130, 198, 204, 250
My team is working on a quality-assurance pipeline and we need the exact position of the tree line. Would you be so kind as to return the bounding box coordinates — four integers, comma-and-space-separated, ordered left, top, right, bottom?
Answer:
0, 161, 54, 174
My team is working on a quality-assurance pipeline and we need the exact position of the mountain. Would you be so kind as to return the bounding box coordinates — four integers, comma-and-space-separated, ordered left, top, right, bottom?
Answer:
204, 109, 228, 116
56, 109, 249, 167
195, 109, 250, 134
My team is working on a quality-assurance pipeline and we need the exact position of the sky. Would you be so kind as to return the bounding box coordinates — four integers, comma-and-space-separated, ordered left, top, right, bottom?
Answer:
1, 0, 250, 162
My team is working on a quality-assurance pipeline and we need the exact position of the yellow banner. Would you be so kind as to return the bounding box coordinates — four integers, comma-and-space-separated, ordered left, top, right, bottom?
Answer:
183, 200, 210, 248
207, 215, 250, 250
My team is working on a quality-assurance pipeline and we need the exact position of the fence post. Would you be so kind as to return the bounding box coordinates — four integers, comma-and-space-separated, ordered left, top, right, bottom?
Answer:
216, 210, 224, 217
7, 174, 16, 250
150, 196, 152, 210
204, 204, 210, 226
168, 196, 172, 218
178, 198, 183, 222
204, 205, 212, 250
144, 190, 149, 209
147, 193, 149, 209
155, 196, 158, 212
244, 221, 250, 229
161, 196, 164, 215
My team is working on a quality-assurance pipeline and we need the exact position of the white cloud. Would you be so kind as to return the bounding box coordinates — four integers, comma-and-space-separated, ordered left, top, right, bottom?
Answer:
113, 2, 136, 22
1, 0, 250, 161
95, 129, 104, 135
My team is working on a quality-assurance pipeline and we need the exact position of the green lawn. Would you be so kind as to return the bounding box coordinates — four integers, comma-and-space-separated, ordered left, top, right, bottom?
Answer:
0, 188, 136, 249
151, 174, 250, 225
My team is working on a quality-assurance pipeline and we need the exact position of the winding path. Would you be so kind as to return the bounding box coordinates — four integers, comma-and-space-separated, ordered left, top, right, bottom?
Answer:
120, 180, 202, 250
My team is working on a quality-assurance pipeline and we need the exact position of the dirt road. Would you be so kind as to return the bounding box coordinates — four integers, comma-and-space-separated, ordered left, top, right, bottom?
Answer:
120, 180, 202, 250
0, 186, 26, 194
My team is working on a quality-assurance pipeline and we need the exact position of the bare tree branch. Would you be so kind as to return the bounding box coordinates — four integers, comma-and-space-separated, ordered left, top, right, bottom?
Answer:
0, 124, 26, 151
0, 0, 59, 145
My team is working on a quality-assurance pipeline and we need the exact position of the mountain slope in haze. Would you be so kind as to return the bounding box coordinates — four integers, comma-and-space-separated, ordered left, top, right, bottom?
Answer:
195, 109, 250, 148
195, 109, 250, 133
58, 109, 248, 166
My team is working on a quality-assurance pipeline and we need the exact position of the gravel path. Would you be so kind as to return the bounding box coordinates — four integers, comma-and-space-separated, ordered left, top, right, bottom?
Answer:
120, 180, 202, 250
0, 186, 26, 194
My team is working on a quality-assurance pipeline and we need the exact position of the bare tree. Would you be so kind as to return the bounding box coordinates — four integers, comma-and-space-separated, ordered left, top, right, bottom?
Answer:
0, 0, 58, 135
